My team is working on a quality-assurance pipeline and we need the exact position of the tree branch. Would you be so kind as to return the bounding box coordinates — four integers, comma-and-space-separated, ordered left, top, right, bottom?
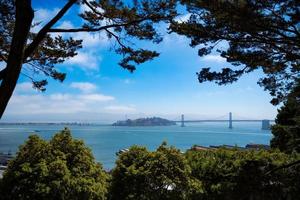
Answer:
48, 17, 158, 33
0, 54, 7, 62
0, 0, 34, 118
266, 159, 300, 175
105, 29, 126, 49
0, 68, 7, 80
23, 0, 77, 60
82, 0, 103, 16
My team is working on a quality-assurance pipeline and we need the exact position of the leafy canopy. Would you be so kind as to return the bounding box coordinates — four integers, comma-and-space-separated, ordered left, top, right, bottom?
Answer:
0, 0, 177, 118
0, 0, 176, 90
171, 0, 300, 105
271, 82, 300, 153
185, 148, 300, 200
110, 143, 192, 200
0, 128, 109, 200
1, 130, 300, 200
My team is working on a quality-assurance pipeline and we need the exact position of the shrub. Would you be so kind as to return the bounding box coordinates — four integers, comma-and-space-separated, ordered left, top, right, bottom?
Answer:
109, 143, 191, 200
0, 128, 108, 200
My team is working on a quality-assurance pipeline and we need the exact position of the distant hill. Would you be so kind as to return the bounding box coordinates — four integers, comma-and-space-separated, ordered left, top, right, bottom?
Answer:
112, 117, 176, 126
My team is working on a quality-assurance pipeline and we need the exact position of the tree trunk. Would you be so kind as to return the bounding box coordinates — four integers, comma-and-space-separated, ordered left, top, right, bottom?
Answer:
0, 0, 34, 118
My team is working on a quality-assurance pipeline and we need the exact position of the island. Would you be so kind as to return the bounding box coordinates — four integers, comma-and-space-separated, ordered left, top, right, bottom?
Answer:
112, 117, 176, 126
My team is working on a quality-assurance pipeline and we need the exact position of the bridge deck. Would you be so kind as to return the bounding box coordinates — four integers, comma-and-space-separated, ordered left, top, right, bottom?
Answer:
173, 120, 274, 123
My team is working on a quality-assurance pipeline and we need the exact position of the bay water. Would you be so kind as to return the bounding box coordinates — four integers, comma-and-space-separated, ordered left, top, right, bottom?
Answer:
0, 122, 272, 169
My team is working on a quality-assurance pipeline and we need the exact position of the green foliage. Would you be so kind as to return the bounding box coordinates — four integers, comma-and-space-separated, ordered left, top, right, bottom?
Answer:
0, 0, 177, 90
1, 129, 300, 200
185, 148, 300, 200
271, 83, 300, 153
109, 143, 191, 200
0, 128, 108, 200
111, 146, 300, 200
171, 0, 300, 104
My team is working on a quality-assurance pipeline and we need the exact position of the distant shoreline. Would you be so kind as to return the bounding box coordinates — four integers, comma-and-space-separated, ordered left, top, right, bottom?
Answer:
0, 122, 108, 126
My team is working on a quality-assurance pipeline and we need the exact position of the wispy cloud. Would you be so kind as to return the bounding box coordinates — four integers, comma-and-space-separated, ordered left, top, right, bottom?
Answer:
34, 8, 60, 24
79, 94, 115, 101
6, 92, 115, 115
70, 82, 97, 93
65, 50, 101, 70
200, 55, 227, 63
31, 8, 60, 33
104, 105, 136, 113
57, 20, 74, 29
16, 82, 33, 92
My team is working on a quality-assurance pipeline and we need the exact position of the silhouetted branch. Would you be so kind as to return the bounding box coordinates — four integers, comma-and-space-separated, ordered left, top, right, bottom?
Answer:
0, 68, 7, 80
0, 54, 7, 62
82, 0, 103, 16
48, 16, 164, 33
105, 29, 126, 49
24, 0, 77, 60
266, 159, 300, 175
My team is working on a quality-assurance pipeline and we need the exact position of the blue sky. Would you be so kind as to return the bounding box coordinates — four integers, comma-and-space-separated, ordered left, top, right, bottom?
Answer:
2, 1, 278, 122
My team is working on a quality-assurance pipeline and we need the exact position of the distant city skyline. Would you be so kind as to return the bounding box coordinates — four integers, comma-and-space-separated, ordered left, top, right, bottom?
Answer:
1, 0, 278, 122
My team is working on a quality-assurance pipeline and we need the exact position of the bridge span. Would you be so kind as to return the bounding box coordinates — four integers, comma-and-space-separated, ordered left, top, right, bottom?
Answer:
173, 113, 274, 130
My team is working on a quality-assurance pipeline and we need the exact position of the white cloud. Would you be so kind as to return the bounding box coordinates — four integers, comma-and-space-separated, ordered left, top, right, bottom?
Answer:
6, 92, 115, 115
76, 3, 110, 48
35, 8, 60, 23
70, 82, 97, 93
104, 105, 136, 113
162, 33, 189, 48
57, 20, 74, 29
16, 82, 33, 92
65, 51, 101, 70
200, 55, 227, 63
33, 6, 109, 47
50, 93, 71, 101
79, 94, 115, 101
31, 8, 60, 33
31, 8, 109, 71
56, 19, 109, 48
174, 13, 191, 23
79, 1, 104, 14
76, 32, 109, 48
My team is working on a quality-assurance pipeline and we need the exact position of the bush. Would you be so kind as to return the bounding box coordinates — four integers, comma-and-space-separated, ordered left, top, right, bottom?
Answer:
109, 143, 192, 200
271, 82, 300, 153
0, 128, 108, 200
185, 148, 300, 200
1, 128, 300, 200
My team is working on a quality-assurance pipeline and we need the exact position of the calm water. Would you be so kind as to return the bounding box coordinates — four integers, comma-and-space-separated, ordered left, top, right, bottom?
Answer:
0, 122, 272, 169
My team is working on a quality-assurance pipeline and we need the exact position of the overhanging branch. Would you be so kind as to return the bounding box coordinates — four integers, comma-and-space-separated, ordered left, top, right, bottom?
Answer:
48, 16, 161, 33
23, 0, 77, 60
0, 68, 7, 80
49, 25, 121, 33
82, 0, 103, 16
104, 29, 126, 49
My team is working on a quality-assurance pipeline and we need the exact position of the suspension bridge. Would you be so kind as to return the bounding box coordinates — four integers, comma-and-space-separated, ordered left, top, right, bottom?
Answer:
172, 112, 274, 130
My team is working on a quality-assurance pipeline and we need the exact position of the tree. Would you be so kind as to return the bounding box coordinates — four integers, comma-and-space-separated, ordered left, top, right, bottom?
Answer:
271, 82, 300, 153
0, 0, 177, 118
109, 143, 191, 200
170, 0, 300, 105
0, 128, 109, 200
185, 148, 300, 200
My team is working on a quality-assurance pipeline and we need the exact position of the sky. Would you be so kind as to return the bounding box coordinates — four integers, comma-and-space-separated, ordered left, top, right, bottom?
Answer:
1, 1, 279, 123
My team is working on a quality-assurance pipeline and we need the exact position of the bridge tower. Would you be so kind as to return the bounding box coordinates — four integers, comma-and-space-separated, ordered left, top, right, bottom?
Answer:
181, 114, 185, 127
229, 112, 233, 129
